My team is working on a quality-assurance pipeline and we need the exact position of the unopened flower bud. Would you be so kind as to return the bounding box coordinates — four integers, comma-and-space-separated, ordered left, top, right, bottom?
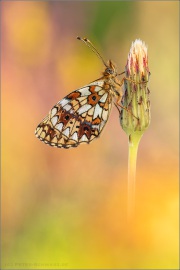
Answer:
120, 39, 151, 137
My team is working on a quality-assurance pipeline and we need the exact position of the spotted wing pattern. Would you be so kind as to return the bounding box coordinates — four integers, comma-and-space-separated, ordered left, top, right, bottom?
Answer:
35, 81, 112, 148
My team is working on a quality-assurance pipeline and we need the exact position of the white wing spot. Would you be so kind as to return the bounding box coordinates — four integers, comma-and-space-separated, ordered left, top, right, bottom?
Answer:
59, 98, 70, 107
92, 124, 100, 130
77, 104, 91, 115
99, 93, 108, 103
80, 134, 88, 142
71, 132, 78, 142
62, 128, 70, 137
56, 122, 63, 131
94, 86, 102, 92
63, 104, 72, 111
51, 107, 57, 117
51, 116, 58, 126
93, 104, 102, 119
78, 87, 91, 96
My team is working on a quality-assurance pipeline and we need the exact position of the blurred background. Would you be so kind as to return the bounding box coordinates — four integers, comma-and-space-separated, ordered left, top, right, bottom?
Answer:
2, 1, 179, 269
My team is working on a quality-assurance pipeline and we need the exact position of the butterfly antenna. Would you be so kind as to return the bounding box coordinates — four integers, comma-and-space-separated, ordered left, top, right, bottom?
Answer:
77, 36, 108, 67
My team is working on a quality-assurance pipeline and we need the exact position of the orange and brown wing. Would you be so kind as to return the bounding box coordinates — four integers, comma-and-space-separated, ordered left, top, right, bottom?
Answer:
35, 81, 112, 148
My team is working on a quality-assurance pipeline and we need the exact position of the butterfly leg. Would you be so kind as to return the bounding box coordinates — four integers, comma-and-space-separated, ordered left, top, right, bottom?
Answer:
113, 87, 139, 120
113, 76, 148, 121
114, 102, 139, 121
117, 76, 148, 87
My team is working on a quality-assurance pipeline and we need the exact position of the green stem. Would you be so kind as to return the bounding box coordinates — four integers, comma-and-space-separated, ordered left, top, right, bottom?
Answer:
128, 132, 143, 220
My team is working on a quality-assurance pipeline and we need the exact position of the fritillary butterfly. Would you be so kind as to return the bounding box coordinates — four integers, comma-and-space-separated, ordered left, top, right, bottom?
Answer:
35, 37, 125, 149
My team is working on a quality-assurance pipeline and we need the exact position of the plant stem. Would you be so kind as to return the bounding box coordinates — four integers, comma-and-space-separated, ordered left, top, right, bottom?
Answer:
128, 132, 143, 220
120, 40, 150, 220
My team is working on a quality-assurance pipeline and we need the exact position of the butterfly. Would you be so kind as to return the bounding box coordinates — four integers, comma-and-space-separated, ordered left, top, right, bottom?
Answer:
35, 37, 126, 149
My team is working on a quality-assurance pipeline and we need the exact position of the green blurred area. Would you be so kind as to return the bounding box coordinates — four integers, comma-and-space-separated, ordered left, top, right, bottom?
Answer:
2, 1, 179, 269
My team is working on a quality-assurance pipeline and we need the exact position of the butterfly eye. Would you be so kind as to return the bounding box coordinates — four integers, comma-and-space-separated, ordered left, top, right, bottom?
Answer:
105, 68, 114, 74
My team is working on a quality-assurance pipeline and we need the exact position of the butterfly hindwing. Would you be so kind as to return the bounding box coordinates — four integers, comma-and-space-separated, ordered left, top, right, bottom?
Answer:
35, 81, 112, 148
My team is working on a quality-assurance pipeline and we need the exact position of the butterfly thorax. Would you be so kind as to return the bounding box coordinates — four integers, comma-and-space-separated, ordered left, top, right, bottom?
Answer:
101, 60, 121, 98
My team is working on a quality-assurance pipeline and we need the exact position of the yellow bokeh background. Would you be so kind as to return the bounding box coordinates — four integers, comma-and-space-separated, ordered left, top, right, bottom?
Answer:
2, 1, 179, 269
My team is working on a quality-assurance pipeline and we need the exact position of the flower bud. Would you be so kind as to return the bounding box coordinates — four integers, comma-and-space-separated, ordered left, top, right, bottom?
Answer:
120, 39, 151, 137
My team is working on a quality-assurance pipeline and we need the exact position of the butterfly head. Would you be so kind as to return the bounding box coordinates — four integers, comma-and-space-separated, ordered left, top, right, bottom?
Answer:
103, 60, 117, 78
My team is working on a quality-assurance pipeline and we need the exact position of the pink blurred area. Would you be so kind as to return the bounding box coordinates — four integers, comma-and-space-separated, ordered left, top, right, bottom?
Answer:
2, 1, 179, 269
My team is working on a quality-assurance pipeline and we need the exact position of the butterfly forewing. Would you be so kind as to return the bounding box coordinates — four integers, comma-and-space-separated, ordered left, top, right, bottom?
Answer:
35, 81, 112, 148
